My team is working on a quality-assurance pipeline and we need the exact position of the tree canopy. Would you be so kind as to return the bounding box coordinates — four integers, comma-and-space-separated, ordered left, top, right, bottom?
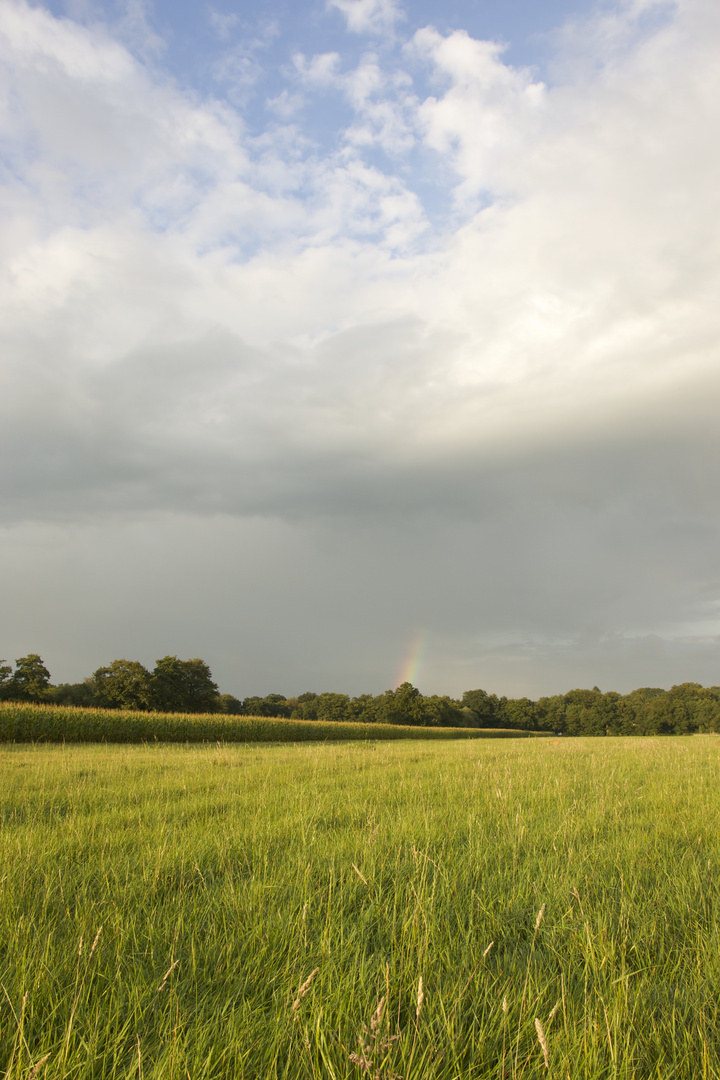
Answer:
0, 654, 51, 703
4, 652, 720, 735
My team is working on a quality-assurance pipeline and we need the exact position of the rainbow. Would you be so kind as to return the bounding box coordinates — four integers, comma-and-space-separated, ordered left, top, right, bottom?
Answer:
395, 628, 429, 688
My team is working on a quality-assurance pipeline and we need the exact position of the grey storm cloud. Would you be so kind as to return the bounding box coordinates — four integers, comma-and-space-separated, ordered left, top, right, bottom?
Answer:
2, 0, 720, 695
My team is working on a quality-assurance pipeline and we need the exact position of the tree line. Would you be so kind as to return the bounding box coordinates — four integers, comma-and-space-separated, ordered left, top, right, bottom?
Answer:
2, 654, 720, 735
0, 655, 224, 715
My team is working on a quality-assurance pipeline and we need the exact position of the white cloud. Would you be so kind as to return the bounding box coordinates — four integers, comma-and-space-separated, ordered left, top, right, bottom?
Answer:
265, 89, 304, 119
208, 8, 240, 40
410, 28, 545, 204
293, 49, 341, 86
0, 0, 134, 82
327, 0, 404, 37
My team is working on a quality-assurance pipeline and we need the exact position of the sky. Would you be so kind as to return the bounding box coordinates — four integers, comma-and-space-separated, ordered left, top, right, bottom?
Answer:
2, 0, 720, 700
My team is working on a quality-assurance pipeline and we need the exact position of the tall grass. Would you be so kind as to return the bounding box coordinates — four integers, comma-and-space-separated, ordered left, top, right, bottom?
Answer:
1, 737, 719, 1078
0, 702, 543, 744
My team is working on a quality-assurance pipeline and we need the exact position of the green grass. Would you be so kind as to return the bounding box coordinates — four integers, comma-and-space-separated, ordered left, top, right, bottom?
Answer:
1, 737, 719, 1078
0, 702, 543, 744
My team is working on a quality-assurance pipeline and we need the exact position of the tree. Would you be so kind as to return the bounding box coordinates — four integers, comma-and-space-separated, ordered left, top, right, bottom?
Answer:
535, 695, 567, 733
349, 694, 377, 723
500, 696, 537, 730
696, 688, 720, 733
91, 660, 152, 711
375, 683, 428, 726
291, 693, 319, 720
4, 654, 51, 702
563, 689, 607, 736
641, 683, 703, 735
241, 694, 290, 717
457, 705, 481, 727
262, 694, 291, 717
461, 689, 502, 727
218, 694, 243, 715
423, 695, 465, 727
619, 687, 666, 735
47, 682, 96, 707
150, 656, 220, 714
0, 660, 12, 700
315, 692, 351, 723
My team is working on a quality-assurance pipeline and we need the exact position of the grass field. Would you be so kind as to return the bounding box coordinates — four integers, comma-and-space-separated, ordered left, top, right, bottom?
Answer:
1, 737, 719, 1079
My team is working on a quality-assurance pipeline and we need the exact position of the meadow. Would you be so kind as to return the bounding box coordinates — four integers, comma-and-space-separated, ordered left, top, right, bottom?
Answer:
1, 736, 719, 1079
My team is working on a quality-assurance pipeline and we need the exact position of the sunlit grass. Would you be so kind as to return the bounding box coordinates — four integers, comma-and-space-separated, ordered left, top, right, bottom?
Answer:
1, 737, 719, 1078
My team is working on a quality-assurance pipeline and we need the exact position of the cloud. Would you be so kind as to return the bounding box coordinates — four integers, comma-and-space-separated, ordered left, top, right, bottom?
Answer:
212, 18, 280, 103
410, 27, 545, 204
293, 49, 342, 86
208, 8, 240, 41
2, 0, 720, 691
327, 0, 405, 37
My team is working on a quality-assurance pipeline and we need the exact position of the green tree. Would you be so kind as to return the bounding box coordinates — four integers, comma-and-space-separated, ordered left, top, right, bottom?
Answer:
641, 683, 703, 735
348, 694, 377, 722
150, 657, 221, 714
375, 683, 429, 726
218, 694, 243, 715
0, 660, 13, 700
563, 689, 606, 736
241, 694, 290, 717
47, 681, 96, 707
500, 696, 537, 730
423, 694, 465, 727
461, 689, 502, 727
696, 688, 720, 733
618, 687, 666, 735
4, 654, 51, 702
315, 692, 351, 722
262, 694, 291, 717
91, 660, 152, 711
535, 695, 567, 733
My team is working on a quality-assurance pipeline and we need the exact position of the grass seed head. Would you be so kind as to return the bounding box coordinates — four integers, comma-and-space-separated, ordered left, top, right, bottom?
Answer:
535, 903, 546, 931
28, 1053, 52, 1080
89, 926, 103, 959
292, 967, 320, 1011
370, 996, 385, 1034
534, 1017, 549, 1068
416, 976, 424, 1020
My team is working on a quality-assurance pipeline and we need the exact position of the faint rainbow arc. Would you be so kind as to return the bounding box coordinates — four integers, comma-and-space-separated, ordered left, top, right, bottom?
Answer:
395, 628, 429, 688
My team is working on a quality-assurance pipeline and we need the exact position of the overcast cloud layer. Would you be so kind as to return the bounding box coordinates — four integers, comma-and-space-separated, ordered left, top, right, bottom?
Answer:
2, 0, 720, 697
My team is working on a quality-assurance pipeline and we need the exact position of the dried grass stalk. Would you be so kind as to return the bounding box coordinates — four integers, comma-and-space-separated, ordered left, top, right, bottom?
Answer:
535, 1017, 549, 1069
89, 926, 103, 959
28, 1053, 51, 1079
352, 864, 369, 886
157, 959, 180, 992
370, 996, 385, 1034
292, 967, 320, 1011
